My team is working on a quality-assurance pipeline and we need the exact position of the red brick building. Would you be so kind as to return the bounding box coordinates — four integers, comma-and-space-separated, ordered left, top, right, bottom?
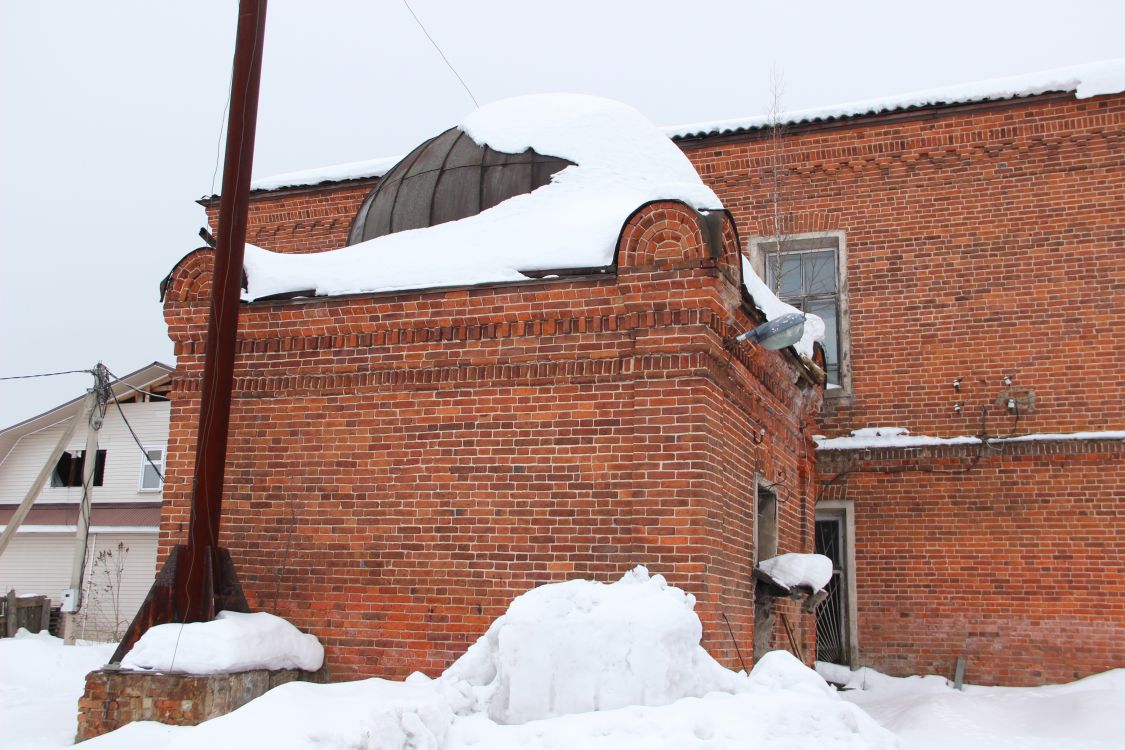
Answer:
672, 64, 1125, 685
161, 101, 827, 680
159, 64, 1123, 685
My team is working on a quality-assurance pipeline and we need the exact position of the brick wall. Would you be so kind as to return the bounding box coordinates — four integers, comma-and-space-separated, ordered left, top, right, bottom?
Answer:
680, 92, 1125, 438
818, 438, 1125, 685
161, 202, 822, 680
175, 90, 1123, 685
676, 91, 1125, 684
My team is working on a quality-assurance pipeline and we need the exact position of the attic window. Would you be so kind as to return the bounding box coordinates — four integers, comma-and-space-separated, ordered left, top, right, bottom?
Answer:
50, 449, 106, 488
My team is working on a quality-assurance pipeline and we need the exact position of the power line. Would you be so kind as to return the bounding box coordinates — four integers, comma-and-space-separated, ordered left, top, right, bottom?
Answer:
0, 368, 93, 381
108, 384, 164, 482
401, 0, 479, 108
102, 367, 167, 401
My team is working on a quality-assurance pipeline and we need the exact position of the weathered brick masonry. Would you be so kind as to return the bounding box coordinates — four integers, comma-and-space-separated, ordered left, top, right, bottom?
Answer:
677, 90, 1125, 684
163, 202, 823, 680
818, 439, 1125, 686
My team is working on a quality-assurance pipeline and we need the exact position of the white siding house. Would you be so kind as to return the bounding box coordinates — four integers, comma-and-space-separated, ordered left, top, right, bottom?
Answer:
0, 362, 172, 641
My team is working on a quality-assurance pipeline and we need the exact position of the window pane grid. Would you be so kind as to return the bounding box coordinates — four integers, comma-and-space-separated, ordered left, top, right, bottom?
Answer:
765, 247, 842, 386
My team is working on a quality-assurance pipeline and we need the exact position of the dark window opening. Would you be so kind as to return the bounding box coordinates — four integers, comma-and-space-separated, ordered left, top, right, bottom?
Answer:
756, 484, 778, 563
50, 449, 106, 488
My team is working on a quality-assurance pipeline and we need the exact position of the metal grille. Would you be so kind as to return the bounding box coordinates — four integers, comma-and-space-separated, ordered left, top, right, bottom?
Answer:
815, 518, 847, 664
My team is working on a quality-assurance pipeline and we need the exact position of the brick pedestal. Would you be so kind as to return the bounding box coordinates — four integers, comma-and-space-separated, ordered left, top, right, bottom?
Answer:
75, 665, 329, 742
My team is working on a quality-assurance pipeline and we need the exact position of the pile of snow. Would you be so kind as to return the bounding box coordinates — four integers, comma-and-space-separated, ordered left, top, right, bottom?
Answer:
440, 565, 738, 724
120, 610, 323, 674
0, 628, 115, 750
819, 662, 1125, 750
444, 651, 891, 750
740, 256, 825, 359
243, 94, 720, 301
668, 58, 1125, 138
68, 567, 894, 750
757, 553, 834, 592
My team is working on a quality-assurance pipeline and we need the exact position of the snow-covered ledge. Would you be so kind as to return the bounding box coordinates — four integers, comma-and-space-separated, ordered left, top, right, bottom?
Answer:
814, 427, 1125, 451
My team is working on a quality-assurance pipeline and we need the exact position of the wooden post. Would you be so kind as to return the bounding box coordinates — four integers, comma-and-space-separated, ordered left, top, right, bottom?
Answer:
109, 0, 264, 662
4, 590, 15, 638
64, 364, 107, 644
176, 0, 268, 624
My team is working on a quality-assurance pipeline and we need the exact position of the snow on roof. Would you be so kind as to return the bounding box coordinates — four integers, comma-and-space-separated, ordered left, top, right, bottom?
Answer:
667, 58, 1125, 140
242, 94, 720, 300
249, 154, 402, 193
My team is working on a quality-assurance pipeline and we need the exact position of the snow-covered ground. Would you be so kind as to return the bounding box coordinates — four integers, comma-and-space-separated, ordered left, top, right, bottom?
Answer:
0, 629, 115, 750
1, 569, 1120, 750
817, 662, 1125, 750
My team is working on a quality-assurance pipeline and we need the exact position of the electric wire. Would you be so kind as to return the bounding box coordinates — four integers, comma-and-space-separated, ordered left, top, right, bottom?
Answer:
0, 369, 93, 381
209, 27, 237, 198
101, 368, 168, 403
107, 385, 164, 482
401, 0, 479, 108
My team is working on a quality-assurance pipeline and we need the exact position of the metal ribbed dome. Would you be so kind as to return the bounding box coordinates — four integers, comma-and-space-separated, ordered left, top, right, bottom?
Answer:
347, 127, 573, 245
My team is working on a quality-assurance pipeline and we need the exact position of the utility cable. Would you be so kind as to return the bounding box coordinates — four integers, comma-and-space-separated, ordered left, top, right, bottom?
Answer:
0, 368, 93, 381
108, 385, 164, 482
401, 0, 479, 108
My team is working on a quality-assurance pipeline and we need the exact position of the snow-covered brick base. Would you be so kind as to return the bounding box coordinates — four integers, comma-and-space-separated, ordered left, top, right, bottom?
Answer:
81, 678, 453, 750
120, 610, 323, 674
440, 566, 739, 724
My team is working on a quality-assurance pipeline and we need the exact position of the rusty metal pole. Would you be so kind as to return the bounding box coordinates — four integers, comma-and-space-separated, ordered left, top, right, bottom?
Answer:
180, 0, 268, 622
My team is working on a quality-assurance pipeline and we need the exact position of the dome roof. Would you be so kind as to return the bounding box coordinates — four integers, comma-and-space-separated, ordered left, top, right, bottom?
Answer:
347, 127, 573, 245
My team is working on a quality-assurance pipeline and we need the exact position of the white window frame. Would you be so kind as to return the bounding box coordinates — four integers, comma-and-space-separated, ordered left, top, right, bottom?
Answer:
746, 230, 851, 398
138, 445, 166, 492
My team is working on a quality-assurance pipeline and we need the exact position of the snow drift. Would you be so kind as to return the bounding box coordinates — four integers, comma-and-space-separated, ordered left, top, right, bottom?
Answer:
66, 568, 895, 750
440, 565, 738, 723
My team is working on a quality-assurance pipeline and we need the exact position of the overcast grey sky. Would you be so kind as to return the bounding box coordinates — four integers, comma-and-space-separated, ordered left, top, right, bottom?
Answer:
2, 0, 1123, 427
